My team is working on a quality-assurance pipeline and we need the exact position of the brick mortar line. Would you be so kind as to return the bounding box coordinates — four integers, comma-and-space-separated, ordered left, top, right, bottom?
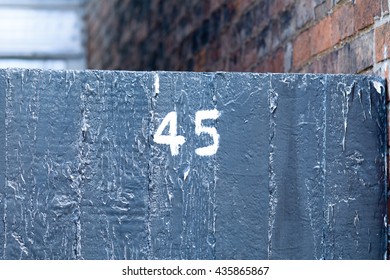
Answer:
205, 25, 291, 71
374, 13, 390, 28
356, 65, 374, 74
299, 0, 385, 35
293, 0, 346, 36
332, 0, 354, 11
193, 15, 380, 73
293, 1, 384, 55
294, 23, 377, 72
163, 1, 259, 54
265, 1, 390, 68
168, 2, 294, 64
168, 9, 252, 59
142, 1, 314, 68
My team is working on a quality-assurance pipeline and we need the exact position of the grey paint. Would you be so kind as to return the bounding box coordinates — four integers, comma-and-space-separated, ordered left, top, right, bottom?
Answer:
0, 69, 386, 259
0, 68, 5, 257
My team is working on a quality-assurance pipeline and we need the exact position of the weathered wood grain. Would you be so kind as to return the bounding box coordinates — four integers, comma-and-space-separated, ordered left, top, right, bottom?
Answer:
0, 70, 386, 259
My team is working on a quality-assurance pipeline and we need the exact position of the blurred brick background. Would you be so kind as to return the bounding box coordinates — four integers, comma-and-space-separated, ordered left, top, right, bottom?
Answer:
86, 0, 389, 75
85, 0, 390, 259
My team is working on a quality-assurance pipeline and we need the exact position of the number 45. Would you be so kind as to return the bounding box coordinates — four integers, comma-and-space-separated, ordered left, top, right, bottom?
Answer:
153, 109, 220, 156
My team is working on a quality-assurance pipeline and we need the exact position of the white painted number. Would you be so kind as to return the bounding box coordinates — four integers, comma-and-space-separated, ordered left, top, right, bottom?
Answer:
153, 109, 220, 156
195, 109, 220, 156
153, 111, 186, 156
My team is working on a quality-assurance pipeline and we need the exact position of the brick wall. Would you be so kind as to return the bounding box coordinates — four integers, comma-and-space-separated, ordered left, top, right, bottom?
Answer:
86, 0, 390, 259
86, 1, 390, 75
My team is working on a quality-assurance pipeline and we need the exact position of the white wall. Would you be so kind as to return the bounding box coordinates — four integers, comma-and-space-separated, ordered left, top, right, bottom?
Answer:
0, 0, 86, 70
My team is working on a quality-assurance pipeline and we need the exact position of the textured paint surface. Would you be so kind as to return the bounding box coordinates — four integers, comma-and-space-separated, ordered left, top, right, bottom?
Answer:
0, 69, 386, 259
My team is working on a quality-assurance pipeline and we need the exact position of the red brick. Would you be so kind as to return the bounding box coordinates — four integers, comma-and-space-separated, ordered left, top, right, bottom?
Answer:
86, 0, 387, 74
312, 50, 338, 73
253, 59, 268, 72
208, 40, 221, 62
331, 3, 355, 45
325, 0, 333, 10
219, 32, 231, 59
243, 39, 258, 69
268, 48, 285, 72
355, 0, 381, 31
311, 16, 332, 55
383, 0, 389, 15
346, 30, 374, 73
293, 29, 311, 69
99, 1, 110, 21
210, 58, 226, 71
230, 49, 245, 72
296, 0, 315, 28
269, 0, 294, 16
210, 0, 225, 13
233, 0, 256, 15
375, 22, 390, 63
314, 2, 328, 20
337, 43, 357, 73
254, 48, 284, 73
308, 59, 320, 75
162, 35, 174, 55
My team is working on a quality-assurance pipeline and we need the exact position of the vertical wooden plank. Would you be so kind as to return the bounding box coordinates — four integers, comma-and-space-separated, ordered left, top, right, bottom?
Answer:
79, 71, 151, 259
3, 69, 81, 259
149, 72, 217, 259
0, 70, 6, 259
323, 75, 386, 259
268, 74, 327, 259
214, 73, 270, 259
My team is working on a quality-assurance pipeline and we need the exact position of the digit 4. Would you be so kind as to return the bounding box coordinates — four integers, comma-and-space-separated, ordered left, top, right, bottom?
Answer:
153, 111, 185, 156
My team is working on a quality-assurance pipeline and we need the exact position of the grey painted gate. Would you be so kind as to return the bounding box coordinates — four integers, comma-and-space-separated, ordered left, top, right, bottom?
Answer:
0, 69, 386, 259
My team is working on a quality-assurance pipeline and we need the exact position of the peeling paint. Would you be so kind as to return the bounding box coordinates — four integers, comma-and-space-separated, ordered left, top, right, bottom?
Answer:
373, 80, 385, 94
